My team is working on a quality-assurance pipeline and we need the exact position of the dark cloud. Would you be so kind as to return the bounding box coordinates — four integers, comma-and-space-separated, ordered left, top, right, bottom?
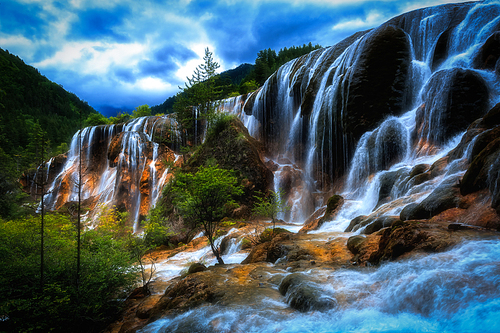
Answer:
1, 0, 475, 117
113, 67, 136, 83
138, 59, 177, 78
69, 6, 131, 43
154, 44, 197, 63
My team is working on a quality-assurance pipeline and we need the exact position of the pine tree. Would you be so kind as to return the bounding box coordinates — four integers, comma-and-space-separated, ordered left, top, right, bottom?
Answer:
173, 47, 221, 147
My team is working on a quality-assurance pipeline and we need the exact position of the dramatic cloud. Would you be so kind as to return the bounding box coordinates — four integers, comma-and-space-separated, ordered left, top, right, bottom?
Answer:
0, 0, 478, 116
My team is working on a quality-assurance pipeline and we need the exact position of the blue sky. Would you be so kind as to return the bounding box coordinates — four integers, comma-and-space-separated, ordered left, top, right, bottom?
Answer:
0, 0, 476, 116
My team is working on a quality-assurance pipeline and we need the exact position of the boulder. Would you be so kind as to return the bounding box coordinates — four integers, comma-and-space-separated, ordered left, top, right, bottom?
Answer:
347, 235, 367, 255
344, 24, 412, 142
461, 137, 500, 196
401, 177, 462, 220
187, 263, 207, 275
416, 68, 489, 145
345, 215, 368, 232
473, 31, 500, 71
362, 216, 401, 235
300, 195, 344, 233
279, 273, 336, 312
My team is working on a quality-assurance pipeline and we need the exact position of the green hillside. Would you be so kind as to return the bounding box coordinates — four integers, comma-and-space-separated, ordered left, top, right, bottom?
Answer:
0, 48, 97, 217
0, 48, 97, 159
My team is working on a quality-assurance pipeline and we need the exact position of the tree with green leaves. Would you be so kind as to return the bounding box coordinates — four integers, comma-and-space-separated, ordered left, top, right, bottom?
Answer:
132, 104, 152, 119
84, 112, 110, 127
171, 165, 243, 264
173, 47, 221, 147
252, 189, 290, 233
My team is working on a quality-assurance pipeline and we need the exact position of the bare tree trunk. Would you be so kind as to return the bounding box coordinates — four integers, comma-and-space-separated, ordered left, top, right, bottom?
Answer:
76, 112, 82, 290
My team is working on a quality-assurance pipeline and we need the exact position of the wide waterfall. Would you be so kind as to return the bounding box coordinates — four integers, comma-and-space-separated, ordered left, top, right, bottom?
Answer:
35, 1, 500, 331
219, 0, 500, 226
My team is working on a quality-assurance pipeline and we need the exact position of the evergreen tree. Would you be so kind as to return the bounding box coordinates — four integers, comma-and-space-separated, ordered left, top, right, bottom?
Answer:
173, 47, 221, 147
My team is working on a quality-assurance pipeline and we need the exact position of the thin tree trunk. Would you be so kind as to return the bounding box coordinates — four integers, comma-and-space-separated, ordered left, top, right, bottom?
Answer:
76, 112, 82, 289
40, 132, 45, 292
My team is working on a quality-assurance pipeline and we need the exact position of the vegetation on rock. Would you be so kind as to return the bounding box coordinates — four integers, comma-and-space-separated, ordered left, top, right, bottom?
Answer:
170, 165, 243, 264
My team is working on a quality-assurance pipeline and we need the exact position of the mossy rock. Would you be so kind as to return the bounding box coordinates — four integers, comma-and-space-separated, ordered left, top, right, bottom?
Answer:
259, 227, 290, 243
187, 263, 207, 275
186, 116, 273, 212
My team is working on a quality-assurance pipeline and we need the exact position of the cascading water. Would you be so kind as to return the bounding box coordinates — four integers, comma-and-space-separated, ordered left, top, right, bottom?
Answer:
42, 115, 180, 230
137, 2, 500, 332
33, 1, 500, 331
141, 239, 500, 333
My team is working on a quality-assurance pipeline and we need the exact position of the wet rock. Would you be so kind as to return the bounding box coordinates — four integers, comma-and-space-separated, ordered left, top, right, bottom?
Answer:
347, 235, 367, 255
299, 207, 326, 234
401, 177, 461, 220
136, 295, 162, 320
344, 24, 412, 141
369, 220, 451, 263
409, 164, 429, 178
149, 275, 218, 320
461, 137, 500, 196
431, 28, 452, 71
473, 32, 500, 71
279, 273, 336, 312
489, 154, 500, 215
416, 68, 489, 145
362, 216, 401, 235
187, 263, 207, 275
480, 103, 500, 129
241, 242, 270, 264
376, 169, 408, 208
300, 195, 344, 233
345, 215, 368, 232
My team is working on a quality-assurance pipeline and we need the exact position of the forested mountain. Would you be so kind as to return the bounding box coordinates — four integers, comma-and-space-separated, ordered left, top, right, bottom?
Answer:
0, 48, 97, 217
0, 48, 96, 161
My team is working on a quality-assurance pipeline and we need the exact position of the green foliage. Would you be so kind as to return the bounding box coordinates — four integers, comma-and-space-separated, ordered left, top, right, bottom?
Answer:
171, 165, 243, 264
142, 204, 172, 247
0, 213, 138, 332
259, 227, 289, 243
55, 142, 69, 155
252, 189, 291, 230
153, 64, 254, 115
84, 113, 110, 127
0, 48, 95, 163
132, 104, 152, 119
206, 113, 238, 140
174, 47, 221, 147
244, 43, 322, 86
239, 79, 259, 94
109, 112, 131, 124
0, 147, 26, 218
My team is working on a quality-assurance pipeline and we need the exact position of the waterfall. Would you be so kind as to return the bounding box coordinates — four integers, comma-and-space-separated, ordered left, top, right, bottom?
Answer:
42, 115, 180, 230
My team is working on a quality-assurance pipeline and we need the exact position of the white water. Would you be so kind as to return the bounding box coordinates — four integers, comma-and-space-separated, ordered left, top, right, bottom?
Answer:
140, 2, 500, 331
43, 115, 180, 230
141, 239, 500, 333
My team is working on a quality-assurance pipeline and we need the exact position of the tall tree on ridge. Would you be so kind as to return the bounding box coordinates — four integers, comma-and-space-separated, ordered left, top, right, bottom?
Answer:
173, 47, 221, 148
